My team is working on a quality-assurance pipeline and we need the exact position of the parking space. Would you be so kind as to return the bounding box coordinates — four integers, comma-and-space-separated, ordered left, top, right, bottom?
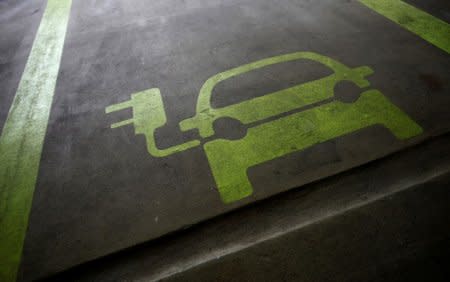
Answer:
0, 0, 449, 281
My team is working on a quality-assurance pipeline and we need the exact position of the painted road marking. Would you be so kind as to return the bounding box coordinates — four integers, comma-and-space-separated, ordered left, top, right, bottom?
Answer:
107, 52, 423, 204
0, 0, 72, 281
359, 0, 450, 54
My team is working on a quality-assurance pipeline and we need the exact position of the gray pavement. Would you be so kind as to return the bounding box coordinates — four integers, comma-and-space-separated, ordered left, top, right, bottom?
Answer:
0, 0, 449, 281
45, 134, 450, 282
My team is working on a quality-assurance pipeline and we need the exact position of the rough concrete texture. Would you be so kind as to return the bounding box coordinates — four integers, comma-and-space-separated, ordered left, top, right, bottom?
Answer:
45, 134, 450, 282
0, 0, 448, 280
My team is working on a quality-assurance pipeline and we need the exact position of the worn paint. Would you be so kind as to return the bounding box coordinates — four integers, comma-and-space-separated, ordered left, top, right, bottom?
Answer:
107, 52, 423, 203
205, 90, 423, 202
359, 0, 450, 54
179, 52, 374, 138
106, 88, 201, 157
0, 0, 72, 281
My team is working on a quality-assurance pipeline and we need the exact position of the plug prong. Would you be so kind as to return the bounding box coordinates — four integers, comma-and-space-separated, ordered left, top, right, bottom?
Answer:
111, 119, 134, 129
105, 100, 132, 114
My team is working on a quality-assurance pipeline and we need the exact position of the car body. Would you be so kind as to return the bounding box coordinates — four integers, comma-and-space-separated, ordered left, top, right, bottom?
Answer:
106, 52, 423, 203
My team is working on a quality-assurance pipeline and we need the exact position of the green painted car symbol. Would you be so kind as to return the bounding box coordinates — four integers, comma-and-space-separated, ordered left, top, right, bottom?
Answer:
106, 52, 423, 203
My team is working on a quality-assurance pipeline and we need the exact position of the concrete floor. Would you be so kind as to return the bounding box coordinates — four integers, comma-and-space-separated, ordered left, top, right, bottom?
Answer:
0, 0, 449, 281
46, 135, 450, 282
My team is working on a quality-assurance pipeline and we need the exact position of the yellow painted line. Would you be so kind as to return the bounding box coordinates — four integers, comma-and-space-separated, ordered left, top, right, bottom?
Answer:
0, 0, 72, 281
359, 0, 450, 54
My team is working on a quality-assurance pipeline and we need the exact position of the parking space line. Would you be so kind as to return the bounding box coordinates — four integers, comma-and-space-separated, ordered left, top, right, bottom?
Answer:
359, 0, 450, 54
0, 0, 72, 281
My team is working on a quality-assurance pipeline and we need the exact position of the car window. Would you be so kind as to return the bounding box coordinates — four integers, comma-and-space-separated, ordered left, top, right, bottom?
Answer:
211, 59, 334, 108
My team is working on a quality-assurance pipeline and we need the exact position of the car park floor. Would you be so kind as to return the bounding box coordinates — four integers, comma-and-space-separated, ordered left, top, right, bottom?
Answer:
0, 0, 449, 281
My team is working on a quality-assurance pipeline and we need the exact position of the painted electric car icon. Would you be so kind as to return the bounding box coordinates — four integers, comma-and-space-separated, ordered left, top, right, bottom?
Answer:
106, 52, 423, 204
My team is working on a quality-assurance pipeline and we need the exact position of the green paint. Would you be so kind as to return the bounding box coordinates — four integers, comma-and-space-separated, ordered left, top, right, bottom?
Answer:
359, 0, 450, 54
205, 90, 422, 202
106, 88, 201, 157
107, 52, 422, 203
180, 52, 373, 137
0, 0, 72, 281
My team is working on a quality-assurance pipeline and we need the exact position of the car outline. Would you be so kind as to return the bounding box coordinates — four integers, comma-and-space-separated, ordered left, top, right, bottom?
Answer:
106, 52, 423, 203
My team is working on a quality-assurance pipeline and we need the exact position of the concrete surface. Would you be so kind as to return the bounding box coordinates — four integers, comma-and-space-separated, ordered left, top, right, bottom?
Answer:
0, 0, 449, 281
45, 134, 450, 282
